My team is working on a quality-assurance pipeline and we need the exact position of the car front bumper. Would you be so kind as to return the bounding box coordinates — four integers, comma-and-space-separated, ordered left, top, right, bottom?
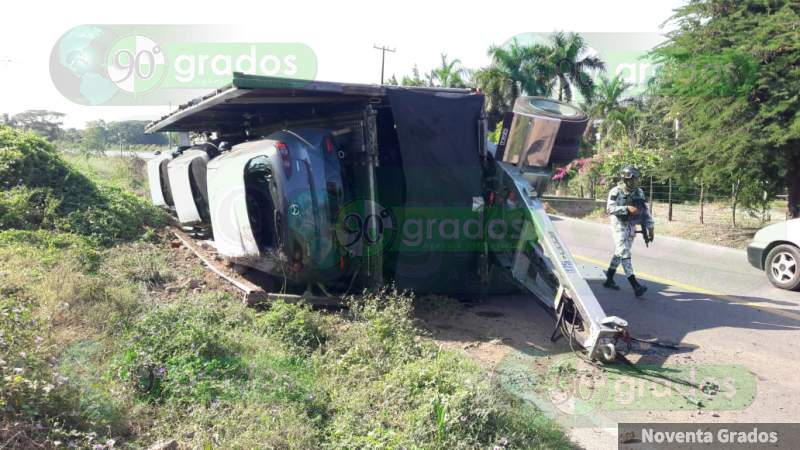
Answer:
747, 243, 765, 270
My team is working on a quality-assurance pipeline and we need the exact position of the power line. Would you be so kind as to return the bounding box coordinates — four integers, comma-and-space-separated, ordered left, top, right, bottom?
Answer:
372, 44, 395, 85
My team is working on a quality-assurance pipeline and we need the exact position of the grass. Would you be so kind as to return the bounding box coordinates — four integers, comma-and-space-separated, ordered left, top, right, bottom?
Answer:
63, 153, 149, 198
0, 126, 570, 449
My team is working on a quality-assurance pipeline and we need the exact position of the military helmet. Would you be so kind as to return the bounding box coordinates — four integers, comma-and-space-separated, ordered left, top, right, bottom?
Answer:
621, 165, 641, 179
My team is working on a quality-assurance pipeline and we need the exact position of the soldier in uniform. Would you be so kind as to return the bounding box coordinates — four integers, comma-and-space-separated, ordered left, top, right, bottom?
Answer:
603, 165, 655, 297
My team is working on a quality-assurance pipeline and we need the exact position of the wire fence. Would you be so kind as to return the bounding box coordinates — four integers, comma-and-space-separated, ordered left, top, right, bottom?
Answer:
548, 179, 788, 228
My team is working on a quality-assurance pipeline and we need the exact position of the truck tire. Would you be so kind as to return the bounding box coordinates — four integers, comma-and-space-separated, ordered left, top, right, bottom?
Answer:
765, 244, 800, 290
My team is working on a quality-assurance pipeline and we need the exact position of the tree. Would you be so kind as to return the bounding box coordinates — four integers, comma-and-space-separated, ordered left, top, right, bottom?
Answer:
477, 39, 554, 127
487, 39, 552, 99
59, 128, 82, 145
474, 66, 516, 127
106, 120, 168, 146
81, 119, 109, 154
10, 110, 65, 141
401, 64, 431, 87
582, 74, 633, 144
603, 104, 643, 149
587, 75, 633, 120
540, 32, 605, 102
650, 0, 800, 217
431, 53, 467, 88
479, 32, 606, 127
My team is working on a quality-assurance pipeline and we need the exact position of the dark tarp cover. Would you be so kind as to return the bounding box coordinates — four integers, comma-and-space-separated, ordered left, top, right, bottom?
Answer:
385, 88, 486, 295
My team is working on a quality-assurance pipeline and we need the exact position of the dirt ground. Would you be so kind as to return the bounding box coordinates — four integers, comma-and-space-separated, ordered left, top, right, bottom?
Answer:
153, 236, 245, 303
413, 289, 792, 450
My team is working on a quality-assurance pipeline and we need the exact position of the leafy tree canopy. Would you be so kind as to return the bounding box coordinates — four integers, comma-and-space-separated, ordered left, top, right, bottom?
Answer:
650, 0, 800, 214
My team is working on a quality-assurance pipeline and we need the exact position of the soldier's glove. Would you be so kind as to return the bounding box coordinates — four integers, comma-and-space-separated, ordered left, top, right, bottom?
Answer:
648, 227, 655, 243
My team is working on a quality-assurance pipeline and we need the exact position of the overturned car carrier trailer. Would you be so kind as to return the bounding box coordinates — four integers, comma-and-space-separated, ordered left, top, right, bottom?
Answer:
145, 72, 628, 361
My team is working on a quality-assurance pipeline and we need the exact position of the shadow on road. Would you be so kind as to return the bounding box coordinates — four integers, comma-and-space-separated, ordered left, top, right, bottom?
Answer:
418, 277, 800, 369
595, 278, 800, 333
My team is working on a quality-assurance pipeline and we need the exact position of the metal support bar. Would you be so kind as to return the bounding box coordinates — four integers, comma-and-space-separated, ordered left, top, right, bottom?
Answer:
496, 162, 627, 360
363, 105, 383, 289
170, 226, 268, 305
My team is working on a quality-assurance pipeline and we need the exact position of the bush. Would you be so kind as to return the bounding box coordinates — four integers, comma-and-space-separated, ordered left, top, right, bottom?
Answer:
0, 230, 143, 341
157, 401, 320, 450
0, 125, 74, 190
58, 183, 166, 244
0, 295, 53, 418
321, 288, 421, 379
0, 125, 165, 244
118, 289, 569, 449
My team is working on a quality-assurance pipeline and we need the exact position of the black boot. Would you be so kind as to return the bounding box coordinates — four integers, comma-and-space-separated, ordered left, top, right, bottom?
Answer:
628, 275, 647, 297
603, 268, 620, 290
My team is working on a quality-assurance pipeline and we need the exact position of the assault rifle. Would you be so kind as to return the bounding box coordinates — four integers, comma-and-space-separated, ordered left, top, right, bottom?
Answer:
625, 192, 653, 247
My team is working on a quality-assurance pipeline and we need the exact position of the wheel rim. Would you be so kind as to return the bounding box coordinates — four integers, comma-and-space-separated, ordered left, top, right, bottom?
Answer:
770, 252, 797, 282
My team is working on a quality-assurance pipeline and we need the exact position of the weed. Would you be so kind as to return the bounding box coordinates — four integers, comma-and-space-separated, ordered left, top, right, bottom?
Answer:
257, 300, 328, 352
102, 241, 176, 288
112, 301, 244, 405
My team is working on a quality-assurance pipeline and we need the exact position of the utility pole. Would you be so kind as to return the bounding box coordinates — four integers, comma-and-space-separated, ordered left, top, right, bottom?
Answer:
372, 44, 395, 84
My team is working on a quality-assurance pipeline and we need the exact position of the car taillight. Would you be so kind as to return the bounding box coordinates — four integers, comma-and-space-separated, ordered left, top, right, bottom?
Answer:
276, 141, 291, 177
325, 137, 334, 153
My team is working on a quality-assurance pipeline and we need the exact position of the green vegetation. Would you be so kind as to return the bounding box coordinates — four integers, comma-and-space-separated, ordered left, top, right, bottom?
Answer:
649, 0, 800, 218
74, 120, 169, 154
0, 125, 165, 244
0, 112, 169, 153
550, 2, 800, 221
0, 124, 568, 448
393, 11, 800, 221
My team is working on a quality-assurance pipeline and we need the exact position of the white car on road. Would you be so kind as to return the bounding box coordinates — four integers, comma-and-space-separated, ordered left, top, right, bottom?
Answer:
747, 218, 800, 290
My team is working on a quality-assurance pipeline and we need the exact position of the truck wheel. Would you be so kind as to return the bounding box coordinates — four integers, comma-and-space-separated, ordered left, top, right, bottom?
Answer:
765, 244, 800, 290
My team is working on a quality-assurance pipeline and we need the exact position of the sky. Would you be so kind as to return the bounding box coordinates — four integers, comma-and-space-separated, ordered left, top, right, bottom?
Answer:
0, 0, 684, 129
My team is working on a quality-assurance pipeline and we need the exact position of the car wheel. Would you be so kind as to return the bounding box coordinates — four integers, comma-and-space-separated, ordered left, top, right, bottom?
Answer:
765, 244, 800, 290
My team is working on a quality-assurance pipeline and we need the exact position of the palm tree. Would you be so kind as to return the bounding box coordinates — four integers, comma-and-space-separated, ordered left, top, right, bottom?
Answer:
474, 66, 512, 126
487, 39, 552, 99
583, 74, 633, 141
603, 104, 643, 150
477, 32, 606, 127
431, 53, 467, 88
589, 74, 632, 117
542, 32, 605, 102
401, 64, 429, 87
477, 39, 554, 125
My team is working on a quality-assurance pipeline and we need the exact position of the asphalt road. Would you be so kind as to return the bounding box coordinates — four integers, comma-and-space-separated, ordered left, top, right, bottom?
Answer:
553, 215, 799, 304
549, 216, 800, 449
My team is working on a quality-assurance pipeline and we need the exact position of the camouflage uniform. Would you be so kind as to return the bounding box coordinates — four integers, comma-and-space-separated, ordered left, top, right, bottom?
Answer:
606, 184, 654, 278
